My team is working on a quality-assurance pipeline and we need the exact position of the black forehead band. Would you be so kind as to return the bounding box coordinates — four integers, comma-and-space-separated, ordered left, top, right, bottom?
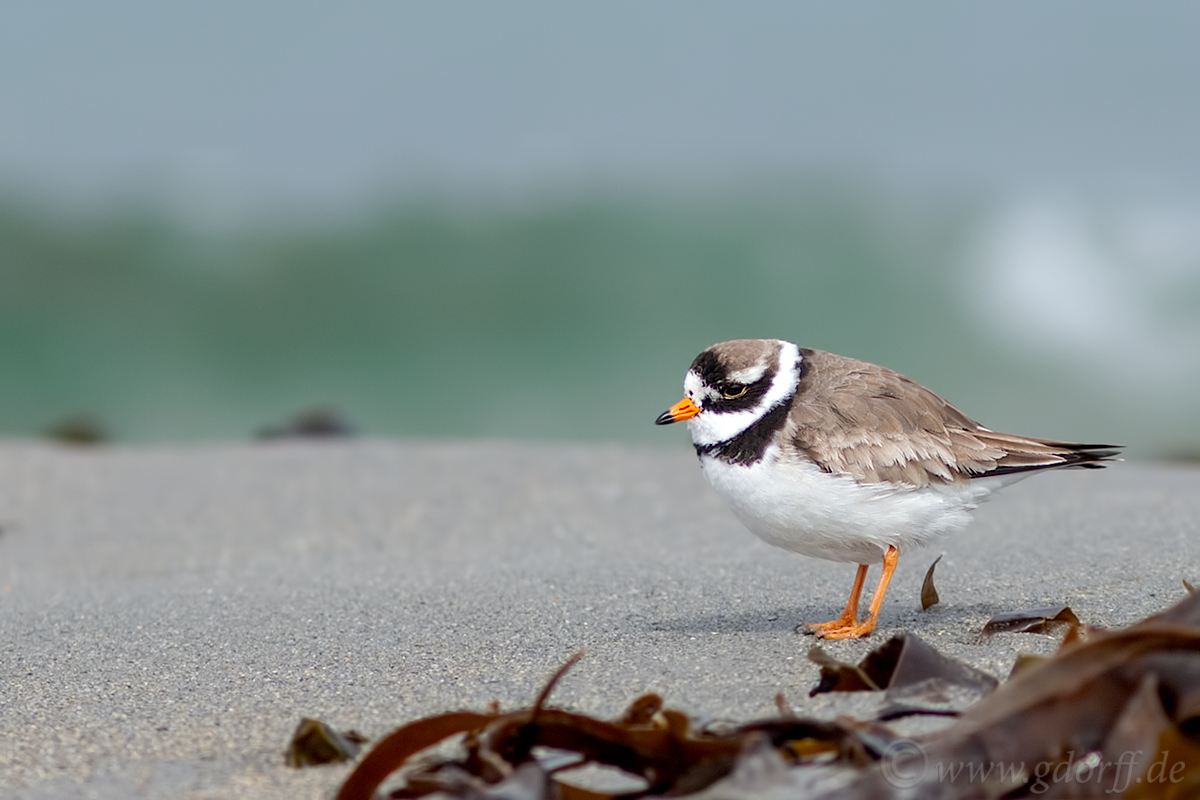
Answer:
689, 349, 726, 386
690, 348, 778, 388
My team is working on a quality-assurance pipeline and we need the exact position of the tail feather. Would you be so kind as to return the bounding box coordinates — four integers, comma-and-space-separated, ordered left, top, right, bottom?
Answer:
970, 434, 1122, 480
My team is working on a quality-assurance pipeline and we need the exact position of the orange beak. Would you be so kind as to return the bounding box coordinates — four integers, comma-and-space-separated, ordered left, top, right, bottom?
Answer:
655, 397, 701, 425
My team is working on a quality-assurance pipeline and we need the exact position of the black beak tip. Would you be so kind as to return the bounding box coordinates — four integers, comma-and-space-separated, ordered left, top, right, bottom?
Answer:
654, 411, 676, 426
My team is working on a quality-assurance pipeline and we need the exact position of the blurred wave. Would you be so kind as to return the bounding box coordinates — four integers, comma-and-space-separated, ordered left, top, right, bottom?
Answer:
966, 199, 1200, 387
1, 185, 1197, 456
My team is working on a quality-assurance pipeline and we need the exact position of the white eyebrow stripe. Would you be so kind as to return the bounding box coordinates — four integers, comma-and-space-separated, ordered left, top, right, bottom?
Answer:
728, 364, 768, 384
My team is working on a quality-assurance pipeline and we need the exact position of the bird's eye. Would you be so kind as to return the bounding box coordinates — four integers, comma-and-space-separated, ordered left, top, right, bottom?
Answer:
722, 384, 747, 399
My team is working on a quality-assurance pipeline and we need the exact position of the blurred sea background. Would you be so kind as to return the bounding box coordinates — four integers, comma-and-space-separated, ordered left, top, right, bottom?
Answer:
2, 3, 1199, 457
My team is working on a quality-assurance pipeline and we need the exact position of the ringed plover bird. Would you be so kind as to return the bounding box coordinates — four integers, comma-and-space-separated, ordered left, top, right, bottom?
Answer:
656, 340, 1119, 639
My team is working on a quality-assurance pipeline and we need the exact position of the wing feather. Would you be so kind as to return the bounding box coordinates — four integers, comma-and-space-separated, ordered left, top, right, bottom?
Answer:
786, 350, 1119, 487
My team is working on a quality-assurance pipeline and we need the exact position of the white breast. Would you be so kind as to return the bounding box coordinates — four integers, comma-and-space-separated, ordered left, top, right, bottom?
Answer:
698, 445, 992, 564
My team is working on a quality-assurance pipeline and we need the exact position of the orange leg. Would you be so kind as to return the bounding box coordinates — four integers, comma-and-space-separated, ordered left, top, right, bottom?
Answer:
817, 546, 900, 640
806, 563, 869, 633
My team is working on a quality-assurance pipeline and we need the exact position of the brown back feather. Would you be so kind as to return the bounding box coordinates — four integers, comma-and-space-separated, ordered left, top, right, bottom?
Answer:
786, 350, 1118, 487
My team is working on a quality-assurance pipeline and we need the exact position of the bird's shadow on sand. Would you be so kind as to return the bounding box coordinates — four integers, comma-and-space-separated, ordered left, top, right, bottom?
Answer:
642, 605, 827, 635
643, 601, 1006, 641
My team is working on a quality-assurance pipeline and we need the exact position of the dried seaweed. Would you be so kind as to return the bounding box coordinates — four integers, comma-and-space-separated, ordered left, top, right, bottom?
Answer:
979, 605, 1081, 640
846, 591, 1200, 799
921, 555, 942, 611
335, 654, 879, 800
332, 592, 1200, 800
807, 645, 882, 695
287, 718, 367, 767
808, 632, 997, 706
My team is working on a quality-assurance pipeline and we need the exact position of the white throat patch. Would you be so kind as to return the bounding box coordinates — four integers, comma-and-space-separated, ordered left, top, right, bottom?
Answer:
685, 341, 802, 447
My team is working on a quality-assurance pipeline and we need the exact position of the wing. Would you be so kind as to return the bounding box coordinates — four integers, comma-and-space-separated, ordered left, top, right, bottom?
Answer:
786, 350, 1119, 487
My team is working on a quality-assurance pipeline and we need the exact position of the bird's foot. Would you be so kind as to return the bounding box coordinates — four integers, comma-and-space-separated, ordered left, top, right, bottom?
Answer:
814, 618, 878, 640
804, 612, 859, 635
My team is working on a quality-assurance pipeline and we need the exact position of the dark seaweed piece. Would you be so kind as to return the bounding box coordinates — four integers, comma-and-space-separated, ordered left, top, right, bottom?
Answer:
43, 414, 108, 445
978, 606, 1081, 641
286, 718, 367, 767
809, 633, 997, 706
808, 646, 882, 695
921, 555, 942, 611
257, 406, 356, 439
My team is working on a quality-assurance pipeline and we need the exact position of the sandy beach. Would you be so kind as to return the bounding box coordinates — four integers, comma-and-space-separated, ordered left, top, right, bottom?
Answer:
1, 440, 1196, 798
